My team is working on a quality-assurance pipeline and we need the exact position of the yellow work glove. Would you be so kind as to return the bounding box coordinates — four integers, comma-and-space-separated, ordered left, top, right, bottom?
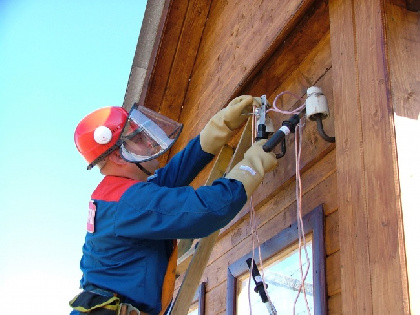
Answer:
226, 139, 277, 199
200, 95, 260, 154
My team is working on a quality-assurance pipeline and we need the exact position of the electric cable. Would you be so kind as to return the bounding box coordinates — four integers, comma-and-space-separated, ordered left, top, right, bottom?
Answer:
247, 91, 313, 315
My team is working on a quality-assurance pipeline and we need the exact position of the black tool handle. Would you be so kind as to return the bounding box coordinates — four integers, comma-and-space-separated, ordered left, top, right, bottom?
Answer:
262, 114, 300, 153
246, 258, 268, 303
262, 129, 285, 152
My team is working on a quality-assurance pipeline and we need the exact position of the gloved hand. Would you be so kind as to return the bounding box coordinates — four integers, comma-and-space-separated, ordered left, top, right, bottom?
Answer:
226, 139, 277, 199
200, 95, 261, 154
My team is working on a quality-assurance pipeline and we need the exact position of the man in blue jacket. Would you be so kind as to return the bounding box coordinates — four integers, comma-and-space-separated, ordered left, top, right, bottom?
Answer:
70, 95, 277, 315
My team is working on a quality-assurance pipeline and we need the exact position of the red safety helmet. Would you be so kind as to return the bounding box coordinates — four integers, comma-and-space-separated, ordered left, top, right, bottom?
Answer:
74, 105, 183, 170
74, 106, 128, 170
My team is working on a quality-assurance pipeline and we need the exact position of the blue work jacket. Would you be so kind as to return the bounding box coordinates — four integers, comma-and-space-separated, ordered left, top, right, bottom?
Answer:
78, 136, 247, 314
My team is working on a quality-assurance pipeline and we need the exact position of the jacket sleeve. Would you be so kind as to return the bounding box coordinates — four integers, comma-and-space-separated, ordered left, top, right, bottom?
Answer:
114, 177, 247, 239
149, 135, 214, 188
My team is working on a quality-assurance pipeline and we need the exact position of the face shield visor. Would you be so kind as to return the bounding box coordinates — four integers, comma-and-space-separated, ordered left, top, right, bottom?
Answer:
119, 105, 183, 163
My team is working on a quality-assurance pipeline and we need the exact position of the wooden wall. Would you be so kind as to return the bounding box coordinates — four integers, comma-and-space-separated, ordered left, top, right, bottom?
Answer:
139, 0, 416, 313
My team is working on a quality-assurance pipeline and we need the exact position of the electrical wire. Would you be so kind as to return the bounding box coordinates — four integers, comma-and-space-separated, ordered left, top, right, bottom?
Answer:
247, 91, 312, 315
270, 91, 306, 115
271, 90, 312, 313
247, 106, 276, 315
293, 117, 312, 315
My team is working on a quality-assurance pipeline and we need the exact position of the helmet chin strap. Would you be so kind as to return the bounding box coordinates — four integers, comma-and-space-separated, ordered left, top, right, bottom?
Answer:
135, 162, 152, 176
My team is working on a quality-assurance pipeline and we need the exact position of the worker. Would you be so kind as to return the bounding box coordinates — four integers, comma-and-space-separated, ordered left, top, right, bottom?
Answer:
69, 95, 277, 315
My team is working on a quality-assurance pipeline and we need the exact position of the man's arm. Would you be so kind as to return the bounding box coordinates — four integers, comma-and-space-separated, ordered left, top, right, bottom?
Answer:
150, 135, 214, 188
150, 95, 259, 188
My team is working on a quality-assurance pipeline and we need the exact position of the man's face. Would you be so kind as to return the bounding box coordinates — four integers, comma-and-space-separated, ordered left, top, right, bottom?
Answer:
123, 132, 160, 158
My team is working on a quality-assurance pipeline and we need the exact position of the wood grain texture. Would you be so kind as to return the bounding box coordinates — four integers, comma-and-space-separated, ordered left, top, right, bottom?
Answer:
329, 0, 409, 313
171, 0, 317, 156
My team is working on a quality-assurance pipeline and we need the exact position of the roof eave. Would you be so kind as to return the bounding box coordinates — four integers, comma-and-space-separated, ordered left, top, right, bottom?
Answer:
122, 0, 171, 111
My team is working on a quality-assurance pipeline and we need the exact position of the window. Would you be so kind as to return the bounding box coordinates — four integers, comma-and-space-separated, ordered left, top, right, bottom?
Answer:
236, 237, 314, 314
227, 205, 326, 315
187, 306, 199, 315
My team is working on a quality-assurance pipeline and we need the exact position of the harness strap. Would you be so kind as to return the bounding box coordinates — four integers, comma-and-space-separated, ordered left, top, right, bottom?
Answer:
69, 290, 120, 313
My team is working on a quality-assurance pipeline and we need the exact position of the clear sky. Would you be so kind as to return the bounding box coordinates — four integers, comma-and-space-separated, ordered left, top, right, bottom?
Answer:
0, 1, 147, 313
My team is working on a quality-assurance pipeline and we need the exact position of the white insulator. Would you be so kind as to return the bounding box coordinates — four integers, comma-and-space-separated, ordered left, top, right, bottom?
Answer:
305, 86, 329, 121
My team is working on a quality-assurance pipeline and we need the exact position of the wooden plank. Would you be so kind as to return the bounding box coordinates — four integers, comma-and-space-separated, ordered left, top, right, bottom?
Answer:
170, 0, 317, 156
328, 293, 342, 315
143, 0, 190, 112
329, 0, 409, 313
155, 0, 212, 122
204, 281, 227, 314
326, 251, 341, 297
325, 209, 339, 256
242, 0, 331, 97
329, 2, 371, 311
171, 120, 252, 314
196, 170, 338, 294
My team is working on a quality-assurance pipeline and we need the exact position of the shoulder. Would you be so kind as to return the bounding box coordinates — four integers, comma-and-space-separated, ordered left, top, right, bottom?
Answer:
92, 176, 140, 202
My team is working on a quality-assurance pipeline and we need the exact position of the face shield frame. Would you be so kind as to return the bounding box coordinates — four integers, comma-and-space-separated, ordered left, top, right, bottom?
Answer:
118, 105, 183, 164
86, 104, 183, 170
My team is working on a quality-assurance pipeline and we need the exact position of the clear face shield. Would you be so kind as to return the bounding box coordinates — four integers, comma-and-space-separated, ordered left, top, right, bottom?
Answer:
119, 105, 183, 163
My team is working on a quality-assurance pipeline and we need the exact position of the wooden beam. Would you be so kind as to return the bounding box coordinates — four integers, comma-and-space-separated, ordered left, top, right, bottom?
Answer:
329, 0, 408, 313
123, 0, 170, 110
144, 0, 213, 122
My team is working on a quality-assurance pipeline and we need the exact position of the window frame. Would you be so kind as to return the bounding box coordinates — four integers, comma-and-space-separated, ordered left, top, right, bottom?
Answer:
226, 204, 327, 315
187, 281, 206, 315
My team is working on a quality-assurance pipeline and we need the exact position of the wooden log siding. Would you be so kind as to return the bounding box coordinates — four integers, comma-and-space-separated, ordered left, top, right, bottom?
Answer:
158, 0, 317, 156
329, 0, 409, 314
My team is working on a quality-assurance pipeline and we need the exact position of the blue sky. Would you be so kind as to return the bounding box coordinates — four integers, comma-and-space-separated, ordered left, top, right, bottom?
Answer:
0, 1, 147, 313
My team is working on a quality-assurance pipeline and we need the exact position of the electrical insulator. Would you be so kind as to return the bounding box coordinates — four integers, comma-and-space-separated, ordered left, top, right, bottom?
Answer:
305, 86, 329, 121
